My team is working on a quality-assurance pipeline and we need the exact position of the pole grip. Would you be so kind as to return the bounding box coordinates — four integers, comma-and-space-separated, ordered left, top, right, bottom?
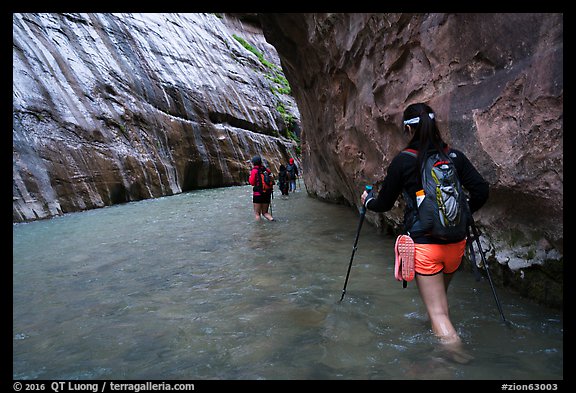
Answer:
361, 185, 373, 214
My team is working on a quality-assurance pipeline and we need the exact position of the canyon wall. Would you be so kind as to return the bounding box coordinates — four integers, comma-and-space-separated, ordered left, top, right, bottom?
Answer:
12, 12, 563, 307
13, 13, 300, 222
259, 13, 563, 307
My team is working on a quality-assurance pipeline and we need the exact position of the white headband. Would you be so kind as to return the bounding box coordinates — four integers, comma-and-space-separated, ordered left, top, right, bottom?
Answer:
403, 112, 434, 126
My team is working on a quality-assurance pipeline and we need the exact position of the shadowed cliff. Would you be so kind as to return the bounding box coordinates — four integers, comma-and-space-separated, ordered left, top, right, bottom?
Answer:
259, 13, 563, 308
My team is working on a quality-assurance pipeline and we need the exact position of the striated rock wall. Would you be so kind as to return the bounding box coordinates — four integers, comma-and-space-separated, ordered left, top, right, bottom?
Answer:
260, 13, 563, 307
13, 13, 300, 222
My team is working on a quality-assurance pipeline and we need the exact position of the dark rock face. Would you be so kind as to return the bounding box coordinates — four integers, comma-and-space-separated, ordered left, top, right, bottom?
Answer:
13, 13, 300, 222
260, 13, 563, 308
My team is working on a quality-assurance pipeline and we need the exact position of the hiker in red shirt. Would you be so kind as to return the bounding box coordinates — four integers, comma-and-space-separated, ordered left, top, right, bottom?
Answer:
249, 155, 274, 221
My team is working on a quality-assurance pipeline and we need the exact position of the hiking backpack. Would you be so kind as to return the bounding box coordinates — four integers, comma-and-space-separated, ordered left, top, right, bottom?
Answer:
286, 164, 296, 180
402, 147, 469, 241
258, 167, 274, 193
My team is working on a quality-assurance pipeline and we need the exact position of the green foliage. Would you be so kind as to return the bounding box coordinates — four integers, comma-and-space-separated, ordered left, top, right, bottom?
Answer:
265, 71, 291, 95
232, 34, 298, 146
287, 128, 301, 154
231, 35, 291, 97
233, 34, 272, 68
276, 103, 296, 135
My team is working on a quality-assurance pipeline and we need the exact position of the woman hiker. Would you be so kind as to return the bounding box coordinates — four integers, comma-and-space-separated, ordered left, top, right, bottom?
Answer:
361, 102, 489, 361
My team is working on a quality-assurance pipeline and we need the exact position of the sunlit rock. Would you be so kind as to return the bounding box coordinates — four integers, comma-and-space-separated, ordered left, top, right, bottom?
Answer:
13, 13, 300, 222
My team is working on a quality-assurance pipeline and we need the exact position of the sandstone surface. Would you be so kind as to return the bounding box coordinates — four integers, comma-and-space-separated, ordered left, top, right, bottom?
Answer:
260, 13, 563, 307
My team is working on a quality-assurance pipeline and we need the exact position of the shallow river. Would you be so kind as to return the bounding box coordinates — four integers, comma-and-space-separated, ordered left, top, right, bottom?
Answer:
13, 185, 563, 380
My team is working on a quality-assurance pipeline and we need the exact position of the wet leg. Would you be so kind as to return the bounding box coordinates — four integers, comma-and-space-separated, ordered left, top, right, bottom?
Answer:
416, 273, 459, 344
253, 203, 262, 221
261, 203, 274, 221
416, 273, 473, 363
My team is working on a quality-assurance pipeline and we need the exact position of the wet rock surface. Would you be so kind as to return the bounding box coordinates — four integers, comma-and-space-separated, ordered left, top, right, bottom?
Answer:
13, 13, 300, 222
259, 13, 563, 307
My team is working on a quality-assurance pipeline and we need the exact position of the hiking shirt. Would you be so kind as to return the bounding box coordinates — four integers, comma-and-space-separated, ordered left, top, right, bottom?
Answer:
286, 163, 298, 179
249, 165, 272, 196
278, 168, 288, 186
365, 141, 489, 244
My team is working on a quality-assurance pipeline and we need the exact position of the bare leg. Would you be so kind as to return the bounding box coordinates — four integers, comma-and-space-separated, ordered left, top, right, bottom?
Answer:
261, 203, 274, 221
416, 272, 473, 363
415, 273, 460, 344
253, 203, 262, 221
443, 271, 455, 292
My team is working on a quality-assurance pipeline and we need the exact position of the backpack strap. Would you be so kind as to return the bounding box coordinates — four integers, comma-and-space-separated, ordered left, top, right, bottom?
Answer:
259, 166, 267, 184
402, 148, 418, 157
401, 145, 451, 158
254, 166, 263, 191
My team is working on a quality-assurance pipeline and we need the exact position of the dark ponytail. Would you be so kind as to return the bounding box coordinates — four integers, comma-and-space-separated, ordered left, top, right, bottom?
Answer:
403, 103, 445, 184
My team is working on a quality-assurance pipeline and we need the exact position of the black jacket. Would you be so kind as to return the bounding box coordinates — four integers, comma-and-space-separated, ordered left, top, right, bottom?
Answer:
365, 142, 489, 244
286, 163, 298, 179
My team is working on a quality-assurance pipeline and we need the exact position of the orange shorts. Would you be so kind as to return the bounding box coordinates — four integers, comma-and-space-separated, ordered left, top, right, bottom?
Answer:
413, 239, 467, 275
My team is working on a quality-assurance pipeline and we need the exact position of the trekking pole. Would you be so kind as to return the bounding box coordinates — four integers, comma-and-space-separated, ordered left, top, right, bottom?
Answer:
466, 226, 483, 282
469, 217, 508, 324
340, 185, 373, 302
270, 191, 274, 215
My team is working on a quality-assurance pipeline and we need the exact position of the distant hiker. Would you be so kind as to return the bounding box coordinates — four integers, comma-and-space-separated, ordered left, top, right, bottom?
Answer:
360, 102, 489, 362
278, 164, 290, 196
286, 158, 299, 193
249, 156, 275, 221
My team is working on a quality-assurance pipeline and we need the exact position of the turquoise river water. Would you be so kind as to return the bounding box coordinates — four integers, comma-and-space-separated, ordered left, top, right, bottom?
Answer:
13, 185, 563, 381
